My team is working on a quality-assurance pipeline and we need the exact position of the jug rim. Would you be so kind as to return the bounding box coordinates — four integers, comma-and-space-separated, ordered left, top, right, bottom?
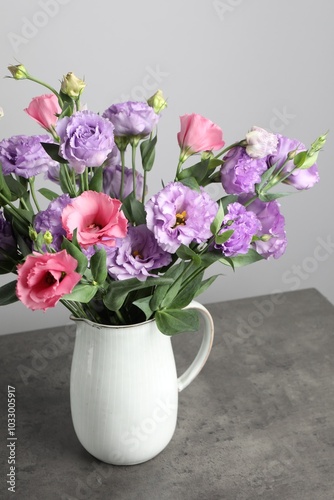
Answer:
70, 314, 155, 330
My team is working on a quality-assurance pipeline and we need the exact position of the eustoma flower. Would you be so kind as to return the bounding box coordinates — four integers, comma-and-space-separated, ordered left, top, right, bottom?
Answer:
177, 113, 225, 160
220, 146, 267, 195
102, 101, 160, 139
61, 191, 128, 248
214, 202, 261, 257
241, 196, 287, 259
34, 194, 72, 251
16, 250, 81, 311
56, 110, 115, 174
24, 94, 61, 132
107, 225, 172, 281
146, 181, 218, 253
245, 126, 278, 158
268, 134, 319, 190
0, 135, 58, 178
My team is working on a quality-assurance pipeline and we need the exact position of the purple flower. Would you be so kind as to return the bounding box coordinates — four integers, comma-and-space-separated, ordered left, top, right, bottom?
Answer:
107, 225, 172, 281
242, 196, 287, 259
103, 164, 144, 200
146, 182, 218, 253
0, 135, 58, 178
104, 145, 121, 168
214, 202, 261, 256
0, 211, 17, 261
33, 194, 72, 251
103, 101, 160, 138
268, 134, 319, 190
221, 146, 267, 195
56, 110, 115, 174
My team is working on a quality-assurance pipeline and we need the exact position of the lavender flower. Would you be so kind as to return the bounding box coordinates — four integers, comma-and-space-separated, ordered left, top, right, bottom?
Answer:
0, 135, 58, 178
268, 134, 319, 190
145, 182, 218, 253
103, 164, 144, 200
214, 202, 261, 257
107, 225, 172, 281
0, 211, 17, 261
241, 196, 287, 259
56, 110, 115, 174
103, 101, 160, 138
221, 146, 267, 195
33, 194, 72, 251
105, 145, 121, 168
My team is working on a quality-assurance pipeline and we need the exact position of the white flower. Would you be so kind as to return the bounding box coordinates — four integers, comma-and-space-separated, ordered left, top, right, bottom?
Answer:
0, 107, 4, 118
245, 126, 278, 158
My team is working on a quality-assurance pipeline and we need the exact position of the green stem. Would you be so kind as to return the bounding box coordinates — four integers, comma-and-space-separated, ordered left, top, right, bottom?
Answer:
131, 143, 137, 196
142, 170, 147, 204
26, 74, 63, 106
120, 149, 126, 200
29, 178, 40, 211
214, 141, 243, 160
0, 193, 30, 224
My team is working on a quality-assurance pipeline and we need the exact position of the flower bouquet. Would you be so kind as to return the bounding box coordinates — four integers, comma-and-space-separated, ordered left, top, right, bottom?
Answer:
0, 64, 326, 335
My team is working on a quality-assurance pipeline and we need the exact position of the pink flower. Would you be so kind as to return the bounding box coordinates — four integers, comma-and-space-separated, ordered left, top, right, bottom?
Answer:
177, 113, 225, 158
24, 94, 61, 131
61, 191, 128, 248
16, 250, 81, 311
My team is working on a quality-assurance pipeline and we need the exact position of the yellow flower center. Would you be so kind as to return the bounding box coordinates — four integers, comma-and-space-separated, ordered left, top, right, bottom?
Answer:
132, 250, 143, 259
172, 210, 187, 229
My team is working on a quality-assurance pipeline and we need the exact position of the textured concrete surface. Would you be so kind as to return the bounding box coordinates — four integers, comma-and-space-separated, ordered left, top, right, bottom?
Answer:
1, 288, 334, 500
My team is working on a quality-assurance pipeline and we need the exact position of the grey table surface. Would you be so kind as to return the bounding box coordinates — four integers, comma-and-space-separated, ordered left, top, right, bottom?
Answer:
1, 288, 334, 500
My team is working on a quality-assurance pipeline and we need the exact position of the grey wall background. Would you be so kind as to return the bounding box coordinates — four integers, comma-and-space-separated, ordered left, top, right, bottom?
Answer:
0, 0, 333, 334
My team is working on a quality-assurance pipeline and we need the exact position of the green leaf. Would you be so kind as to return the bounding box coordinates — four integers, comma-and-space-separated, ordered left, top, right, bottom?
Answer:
215, 229, 234, 245
169, 270, 204, 309
200, 249, 226, 268
59, 164, 75, 195
132, 296, 154, 320
258, 192, 290, 202
210, 201, 225, 236
256, 163, 277, 192
194, 274, 220, 298
140, 136, 157, 172
0, 280, 18, 306
38, 187, 59, 201
41, 142, 67, 164
176, 244, 201, 265
90, 248, 107, 284
121, 193, 146, 225
0, 165, 12, 203
61, 238, 87, 274
89, 166, 103, 192
103, 277, 173, 312
229, 248, 263, 267
178, 158, 209, 183
62, 283, 98, 303
155, 308, 199, 335
179, 176, 201, 191
5, 175, 26, 201
149, 262, 186, 311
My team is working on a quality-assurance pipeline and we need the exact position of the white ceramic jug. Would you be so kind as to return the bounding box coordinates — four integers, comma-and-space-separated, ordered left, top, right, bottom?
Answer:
70, 300, 214, 465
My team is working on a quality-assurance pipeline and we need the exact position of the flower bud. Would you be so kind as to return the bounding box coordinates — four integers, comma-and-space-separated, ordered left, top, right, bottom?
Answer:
29, 227, 38, 241
147, 90, 167, 113
43, 231, 53, 245
245, 126, 278, 158
8, 64, 29, 80
60, 72, 86, 98
260, 234, 272, 242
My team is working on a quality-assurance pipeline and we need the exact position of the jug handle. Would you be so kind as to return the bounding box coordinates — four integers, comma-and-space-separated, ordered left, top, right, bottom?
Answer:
177, 300, 214, 392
